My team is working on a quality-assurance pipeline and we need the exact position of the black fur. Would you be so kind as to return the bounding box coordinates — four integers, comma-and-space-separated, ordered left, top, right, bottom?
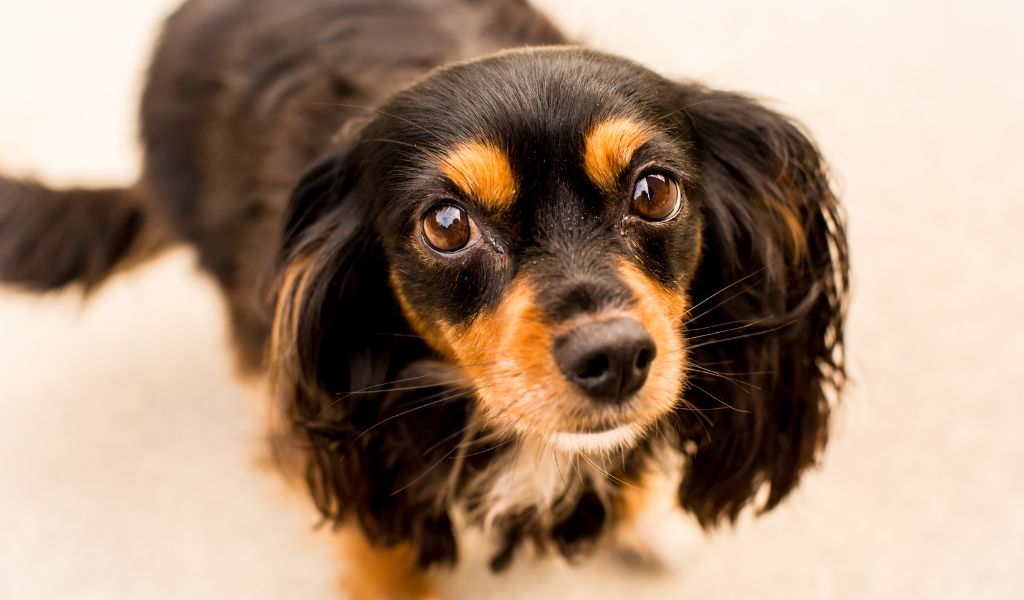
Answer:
0, 179, 164, 291
275, 48, 846, 568
0, 0, 847, 578
673, 86, 847, 524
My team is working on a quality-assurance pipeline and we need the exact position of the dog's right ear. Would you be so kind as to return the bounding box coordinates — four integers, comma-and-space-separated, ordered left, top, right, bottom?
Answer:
278, 154, 354, 263
270, 152, 460, 568
271, 145, 414, 449
271, 151, 386, 395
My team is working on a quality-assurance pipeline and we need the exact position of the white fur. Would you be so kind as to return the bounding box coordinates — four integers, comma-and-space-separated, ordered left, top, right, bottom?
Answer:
547, 424, 642, 455
464, 436, 614, 535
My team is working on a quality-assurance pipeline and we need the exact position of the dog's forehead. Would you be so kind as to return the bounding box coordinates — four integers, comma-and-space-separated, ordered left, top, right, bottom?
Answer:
371, 48, 673, 214
433, 116, 657, 216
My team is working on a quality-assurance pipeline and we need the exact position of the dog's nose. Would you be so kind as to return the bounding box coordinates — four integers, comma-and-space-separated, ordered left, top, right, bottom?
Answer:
553, 318, 656, 403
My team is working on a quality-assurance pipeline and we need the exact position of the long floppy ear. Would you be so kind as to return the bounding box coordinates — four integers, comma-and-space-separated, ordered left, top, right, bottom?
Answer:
671, 84, 849, 525
270, 153, 460, 568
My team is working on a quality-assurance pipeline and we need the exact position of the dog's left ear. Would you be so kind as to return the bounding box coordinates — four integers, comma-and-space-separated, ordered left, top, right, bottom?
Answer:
669, 83, 849, 525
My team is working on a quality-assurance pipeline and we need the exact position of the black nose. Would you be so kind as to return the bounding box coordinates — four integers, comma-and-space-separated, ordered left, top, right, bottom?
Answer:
553, 318, 656, 403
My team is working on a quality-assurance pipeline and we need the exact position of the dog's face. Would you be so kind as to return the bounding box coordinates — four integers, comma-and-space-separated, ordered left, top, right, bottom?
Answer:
353, 49, 707, 452
274, 46, 847, 557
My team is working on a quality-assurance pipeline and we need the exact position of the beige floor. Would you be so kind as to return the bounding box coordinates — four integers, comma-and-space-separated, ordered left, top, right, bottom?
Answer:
2, 1, 1022, 598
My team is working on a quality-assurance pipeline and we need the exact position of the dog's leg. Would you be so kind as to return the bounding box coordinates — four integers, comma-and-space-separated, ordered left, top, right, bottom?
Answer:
339, 528, 438, 600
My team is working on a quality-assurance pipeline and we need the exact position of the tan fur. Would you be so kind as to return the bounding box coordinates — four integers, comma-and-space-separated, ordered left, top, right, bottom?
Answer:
339, 527, 439, 600
583, 117, 655, 192
606, 440, 688, 571
266, 253, 325, 488
438, 141, 517, 213
615, 260, 689, 424
389, 268, 456, 358
767, 194, 809, 264
421, 268, 686, 450
606, 473, 658, 567
438, 278, 581, 437
269, 252, 318, 384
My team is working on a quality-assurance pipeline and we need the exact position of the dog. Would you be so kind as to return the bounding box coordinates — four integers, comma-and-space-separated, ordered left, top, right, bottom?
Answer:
0, 0, 848, 596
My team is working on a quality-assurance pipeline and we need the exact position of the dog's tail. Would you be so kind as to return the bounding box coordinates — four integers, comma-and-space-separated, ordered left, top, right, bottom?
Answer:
0, 177, 171, 292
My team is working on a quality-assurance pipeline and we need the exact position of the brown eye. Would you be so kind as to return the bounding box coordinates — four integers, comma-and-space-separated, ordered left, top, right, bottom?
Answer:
422, 203, 476, 253
630, 173, 681, 221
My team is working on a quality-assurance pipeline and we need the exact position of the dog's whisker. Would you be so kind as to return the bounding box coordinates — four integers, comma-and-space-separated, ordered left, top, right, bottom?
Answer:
339, 371, 437, 393
390, 440, 464, 496
687, 381, 749, 414
552, 446, 569, 490
683, 318, 761, 334
683, 280, 764, 327
362, 137, 424, 150
673, 394, 716, 427
683, 267, 767, 320
343, 379, 473, 396
577, 451, 636, 489
423, 423, 476, 456
459, 437, 515, 459
691, 366, 772, 376
327, 379, 473, 409
349, 379, 504, 443
328, 361, 500, 403
669, 405, 713, 443
328, 370, 472, 400
687, 319, 798, 351
684, 316, 771, 341
688, 364, 761, 392
337, 388, 475, 458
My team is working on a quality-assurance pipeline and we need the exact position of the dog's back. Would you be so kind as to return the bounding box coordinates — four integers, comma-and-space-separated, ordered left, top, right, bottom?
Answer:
0, 0, 564, 366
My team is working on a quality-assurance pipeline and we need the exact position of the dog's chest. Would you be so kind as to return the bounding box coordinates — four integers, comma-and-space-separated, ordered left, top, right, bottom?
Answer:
460, 438, 614, 535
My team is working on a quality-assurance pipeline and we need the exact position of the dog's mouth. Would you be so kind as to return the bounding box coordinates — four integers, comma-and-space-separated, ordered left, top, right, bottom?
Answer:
546, 423, 644, 454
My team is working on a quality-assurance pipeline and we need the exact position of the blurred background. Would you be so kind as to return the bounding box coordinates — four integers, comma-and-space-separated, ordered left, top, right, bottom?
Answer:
1, 1, 1022, 598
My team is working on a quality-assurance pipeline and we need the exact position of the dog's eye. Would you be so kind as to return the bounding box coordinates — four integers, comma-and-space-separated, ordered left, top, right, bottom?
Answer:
422, 203, 477, 253
631, 173, 681, 221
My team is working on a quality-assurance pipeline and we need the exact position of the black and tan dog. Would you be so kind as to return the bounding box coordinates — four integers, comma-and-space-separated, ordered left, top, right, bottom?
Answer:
0, 0, 848, 596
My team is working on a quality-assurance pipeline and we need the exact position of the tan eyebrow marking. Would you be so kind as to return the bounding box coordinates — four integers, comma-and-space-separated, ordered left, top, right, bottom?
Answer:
438, 141, 517, 213
583, 117, 655, 192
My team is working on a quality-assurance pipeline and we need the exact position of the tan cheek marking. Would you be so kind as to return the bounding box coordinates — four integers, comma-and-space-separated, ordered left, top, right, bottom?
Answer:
492, 287, 567, 420
438, 279, 578, 433
583, 117, 655, 192
439, 141, 517, 213
618, 261, 689, 326
437, 278, 532, 370
618, 260, 689, 419
388, 269, 457, 359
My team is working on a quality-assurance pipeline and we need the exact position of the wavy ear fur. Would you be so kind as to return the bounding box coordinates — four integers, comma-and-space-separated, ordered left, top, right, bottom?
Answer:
673, 84, 849, 525
270, 152, 462, 568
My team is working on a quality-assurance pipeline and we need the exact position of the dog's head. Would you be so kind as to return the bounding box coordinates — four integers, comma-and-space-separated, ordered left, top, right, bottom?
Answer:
272, 47, 846, 557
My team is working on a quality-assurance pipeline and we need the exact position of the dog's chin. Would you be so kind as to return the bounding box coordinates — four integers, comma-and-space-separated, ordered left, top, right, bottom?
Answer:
544, 423, 644, 455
